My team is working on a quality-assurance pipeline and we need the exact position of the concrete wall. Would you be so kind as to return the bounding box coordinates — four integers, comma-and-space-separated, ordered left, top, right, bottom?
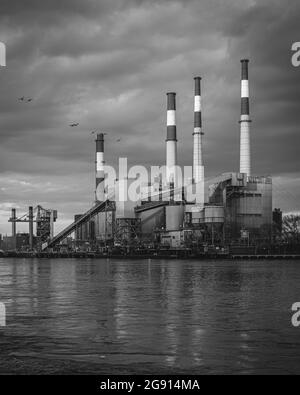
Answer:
165, 205, 184, 231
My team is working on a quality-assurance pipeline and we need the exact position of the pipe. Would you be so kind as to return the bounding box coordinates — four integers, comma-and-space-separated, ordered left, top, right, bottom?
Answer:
166, 92, 177, 188
96, 133, 105, 201
193, 76, 204, 184
239, 59, 251, 176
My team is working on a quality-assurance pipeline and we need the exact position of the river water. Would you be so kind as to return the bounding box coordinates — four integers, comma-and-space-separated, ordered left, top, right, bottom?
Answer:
0, 258, 300, 374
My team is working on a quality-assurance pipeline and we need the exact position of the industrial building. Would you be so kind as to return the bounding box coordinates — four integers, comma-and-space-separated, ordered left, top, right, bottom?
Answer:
6, 59, 275, 253
3, 206, 57, 251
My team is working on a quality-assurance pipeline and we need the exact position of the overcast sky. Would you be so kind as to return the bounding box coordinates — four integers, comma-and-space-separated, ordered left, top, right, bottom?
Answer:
0, 0, 299, 234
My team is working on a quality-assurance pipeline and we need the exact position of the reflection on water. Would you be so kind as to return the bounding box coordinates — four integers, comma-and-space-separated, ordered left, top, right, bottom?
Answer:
0, 258, 300, 374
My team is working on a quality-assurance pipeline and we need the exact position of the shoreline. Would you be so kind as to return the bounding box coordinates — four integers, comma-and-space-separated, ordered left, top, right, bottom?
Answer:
1, 252, 300, 260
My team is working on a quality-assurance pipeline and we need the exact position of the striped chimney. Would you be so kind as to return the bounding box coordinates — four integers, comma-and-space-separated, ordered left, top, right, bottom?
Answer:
96, 133, 105, 201
239, 59, 251, 176
166, 92, 177, 186
193, 77, 204, 184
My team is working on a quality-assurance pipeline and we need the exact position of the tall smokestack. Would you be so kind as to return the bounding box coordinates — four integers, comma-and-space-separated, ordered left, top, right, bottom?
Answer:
166, 92, 177, 186
11, 208, 16, 237
96, 133, 105, 201
29, 206, 34, 250
239, 59, 251, 176
193, 77, 204, 184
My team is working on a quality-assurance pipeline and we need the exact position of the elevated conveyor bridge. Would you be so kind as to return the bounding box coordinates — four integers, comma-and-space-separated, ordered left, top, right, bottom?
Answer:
42, 200, 115, 250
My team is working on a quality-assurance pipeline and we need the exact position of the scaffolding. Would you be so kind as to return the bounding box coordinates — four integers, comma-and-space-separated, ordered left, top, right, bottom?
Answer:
114, 218, 141, 245
8, 205, 57, 250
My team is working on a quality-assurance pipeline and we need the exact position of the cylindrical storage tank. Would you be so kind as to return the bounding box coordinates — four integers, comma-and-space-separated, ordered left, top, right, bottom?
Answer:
204, 206, 224, 223
166, 205, 184, 231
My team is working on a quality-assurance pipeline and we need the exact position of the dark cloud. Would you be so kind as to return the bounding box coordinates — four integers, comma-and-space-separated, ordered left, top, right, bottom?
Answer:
0, 0, 299, 232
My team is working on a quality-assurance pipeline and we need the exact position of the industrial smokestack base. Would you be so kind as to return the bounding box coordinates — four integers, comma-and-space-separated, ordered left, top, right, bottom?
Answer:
166, 92, 178, 187
193, 76, 204, 184
96, 133, 105, 202
239, 59, 251, 176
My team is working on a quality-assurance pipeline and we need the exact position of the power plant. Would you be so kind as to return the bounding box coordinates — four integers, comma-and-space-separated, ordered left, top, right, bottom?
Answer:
2, 59, 279, 257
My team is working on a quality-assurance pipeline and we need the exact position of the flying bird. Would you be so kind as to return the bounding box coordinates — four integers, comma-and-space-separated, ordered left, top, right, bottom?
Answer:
18, 97, 33, 102
69, 123, 79, 127
116, 138, 121, 142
